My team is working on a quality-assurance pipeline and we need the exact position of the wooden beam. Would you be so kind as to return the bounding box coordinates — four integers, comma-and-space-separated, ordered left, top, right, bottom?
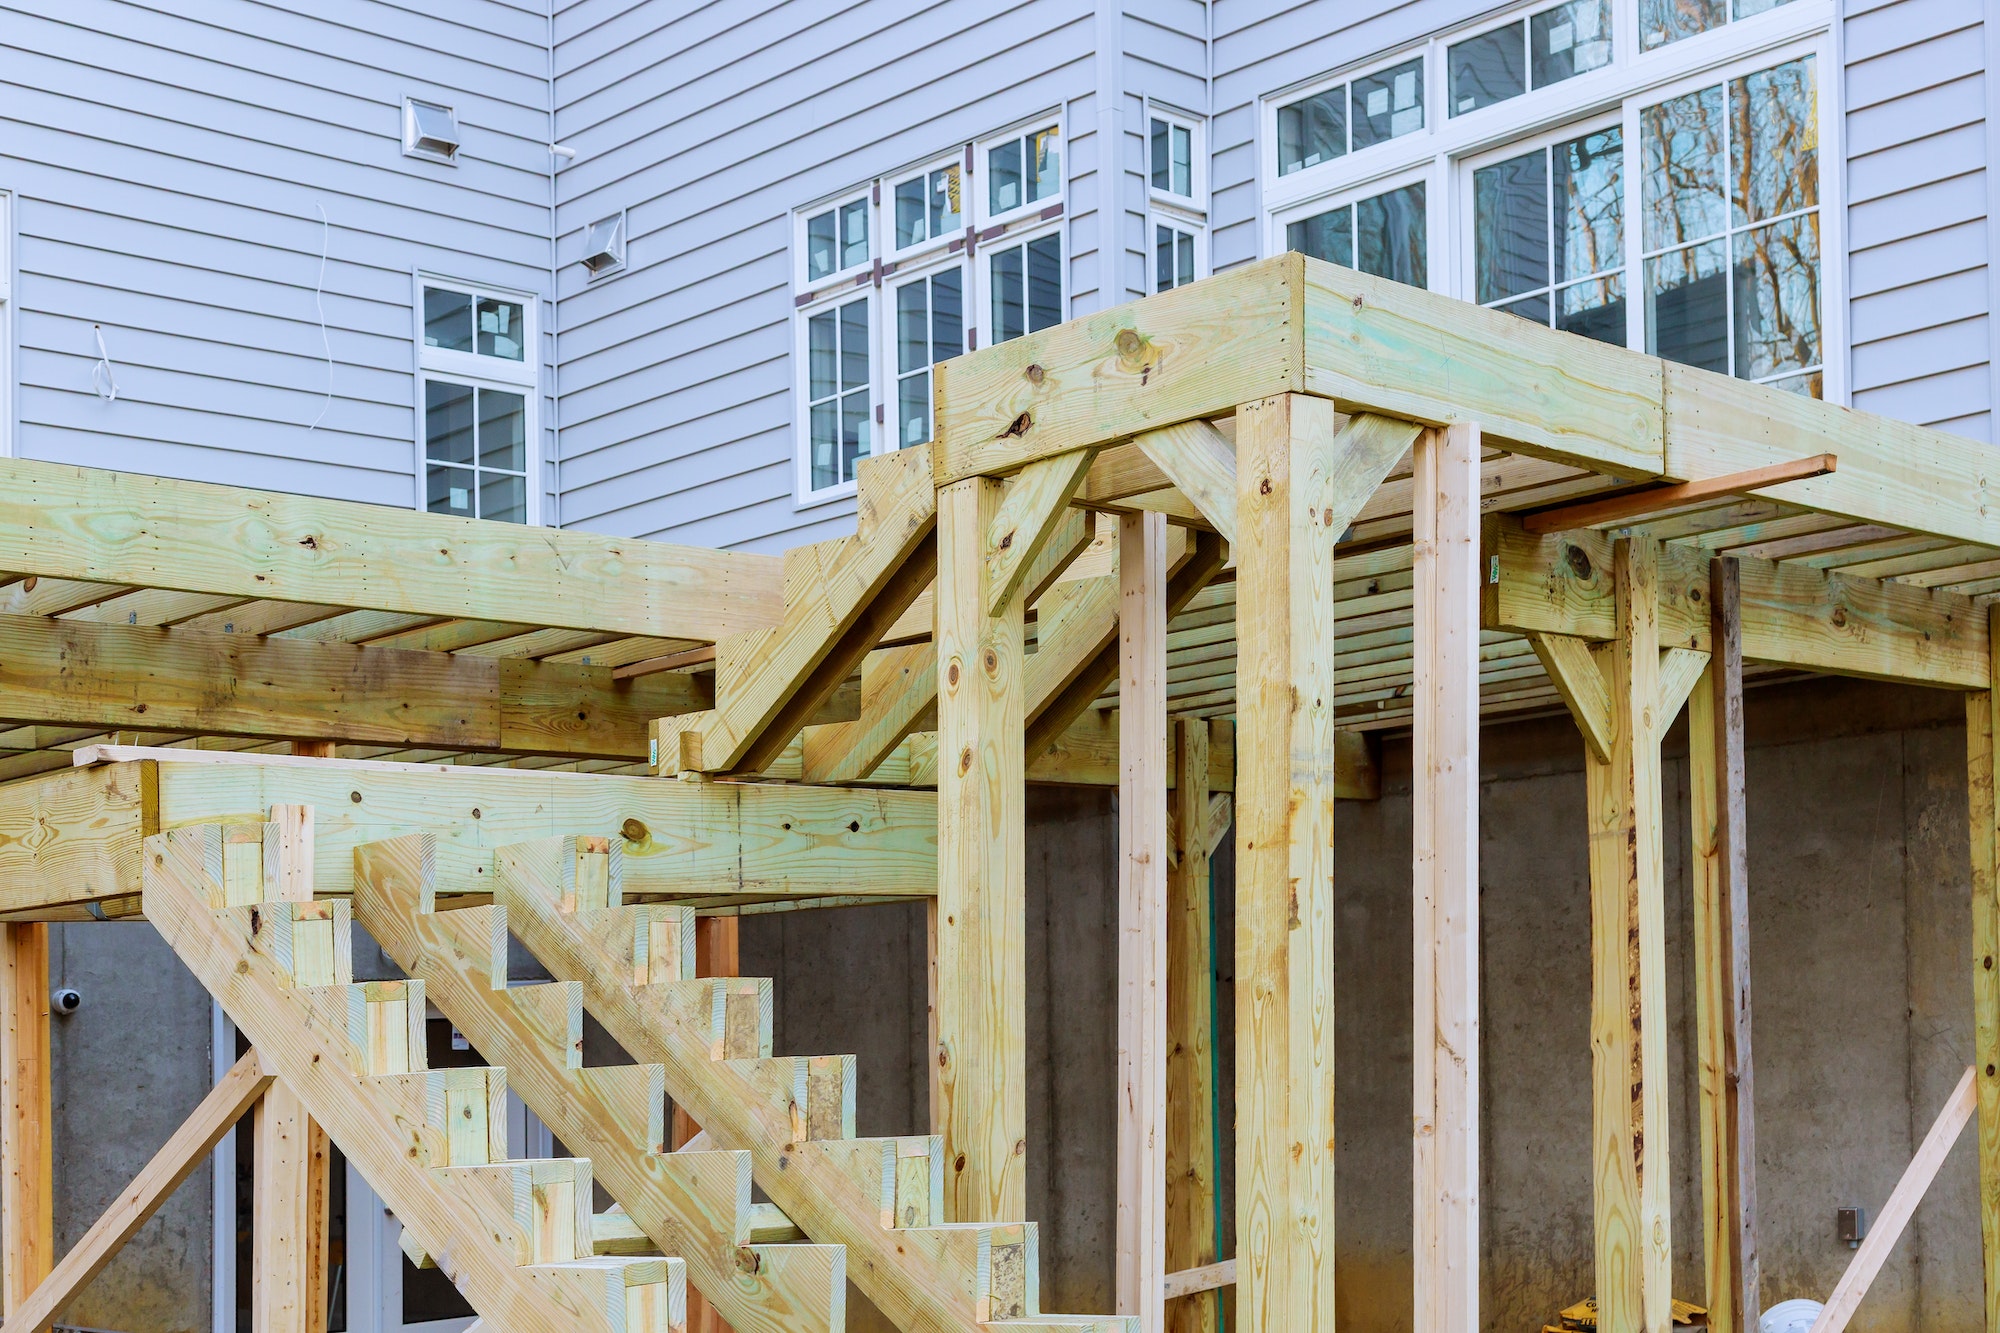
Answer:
0, 610, 708, 758
0, 923, 51, 1318
1136, 420, 1238, 545
934, 476, 1027, 1223
1971, 611, 2000, 1333
1521, 454, 1838, 534
0, 456, 780, 642
1689, 557, 1760, 1333
1808, 1066, 1977, 1333
1487, 520, 1988, 690
1117, 511, 1169, 1333
1235, 399, 1418, 1333
1, 1050, 273, 1333
1412, 423, 1480, 1333
1589, 538, 1673, 1333
1166, 720, 1219, 1333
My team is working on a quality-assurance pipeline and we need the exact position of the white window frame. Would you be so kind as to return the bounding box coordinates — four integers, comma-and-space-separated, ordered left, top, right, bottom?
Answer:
974, 112, 1067, 230
976, 218, 1067, 350
1260, 0, 1843, 399
795, 187, 876, 297
0, 191, 11, 459
884, 152, 970, 265
413, 273, 541, 526
792, 284, 877, 505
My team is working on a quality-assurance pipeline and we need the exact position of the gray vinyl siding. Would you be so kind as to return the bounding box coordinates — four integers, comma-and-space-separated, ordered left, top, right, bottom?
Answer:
1211, 0, 1995, 442
548, 0, 1102, 554
0, 0, 554, 508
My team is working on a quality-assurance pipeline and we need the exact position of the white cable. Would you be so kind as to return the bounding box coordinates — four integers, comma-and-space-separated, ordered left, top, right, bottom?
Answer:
89, 324, 118, 402
306, 203, 333, 431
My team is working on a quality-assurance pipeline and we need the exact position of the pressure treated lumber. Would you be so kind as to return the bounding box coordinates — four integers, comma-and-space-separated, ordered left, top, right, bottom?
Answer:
0, 456, 780, 642
935, 475, 1029, 1225
1688, 558, 1760, 1333
1970, 614, 2000, 1332
1411, 423, 1479, 1333
1487, 520, 1988, 689
1116, 512, 1169, 1333
0, 1051, 273, 1333
1165, 721, 1219, 1333
0, 923, 51, 1317
1808, 1066, 1977, 1333
1233, 398, 1419, 1333
0, 611, 707, 757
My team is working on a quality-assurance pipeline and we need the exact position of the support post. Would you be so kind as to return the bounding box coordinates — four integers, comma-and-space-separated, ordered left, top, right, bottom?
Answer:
1234, 397, 1418, 1333
1590, 538, 1672, 1333
1166, 719, 1219, 1333
935, 475, 1027, 1222
1117, 510, 1169, 1333
1412, 422, 1480, 1332
1689, 557, 1760, 1333
0, 922, 52, 1317
1970, 604, 2000, 1332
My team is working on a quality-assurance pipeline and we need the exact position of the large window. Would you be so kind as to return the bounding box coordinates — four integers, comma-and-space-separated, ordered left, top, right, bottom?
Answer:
417, 279, 535, 524
1266, 0, 1835, 398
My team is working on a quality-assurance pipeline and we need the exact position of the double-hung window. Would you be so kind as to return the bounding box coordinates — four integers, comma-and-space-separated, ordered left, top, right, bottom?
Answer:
417, 279, 537, 524
1149, 108, 1208, 294
1264, 0, 1835, 399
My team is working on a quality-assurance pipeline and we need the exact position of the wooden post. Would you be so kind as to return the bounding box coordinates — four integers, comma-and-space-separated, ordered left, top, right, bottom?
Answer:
1117, 510, 1169, 1333
0, 921, 52, 1316
1166, 719, 1219, 1333
1969, 604, 2000, 1332
1689, 557, 1760, 1333
1234, 398, 1418, 1333
674, 915, 739, 1333
1589, 537, 1673, 1333
935, 475, 1027, 1223
1412, 422, 1480, 1332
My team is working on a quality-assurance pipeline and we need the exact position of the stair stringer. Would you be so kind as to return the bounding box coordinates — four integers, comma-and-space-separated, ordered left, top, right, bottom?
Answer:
493, 834, 1138, 1333
142, 823, 687, 1333
352, 832, 847, 1333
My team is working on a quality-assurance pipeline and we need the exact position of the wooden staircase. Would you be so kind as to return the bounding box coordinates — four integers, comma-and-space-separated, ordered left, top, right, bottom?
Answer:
142, 818, 687, 1333
382, 830, 1129, 1333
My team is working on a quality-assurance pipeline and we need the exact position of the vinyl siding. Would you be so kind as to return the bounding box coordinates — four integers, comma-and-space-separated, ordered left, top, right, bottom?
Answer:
548, 0, 1108, 553
0, 0, 555, 508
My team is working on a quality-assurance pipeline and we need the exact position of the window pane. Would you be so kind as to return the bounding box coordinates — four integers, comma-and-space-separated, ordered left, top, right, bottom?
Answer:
900, 369, 931, 447
1450, 25, 1526, 117
1732, 57, 1817, 226
1353, 58, 1424, 148
933, 167, 963, 235
479, 472, 526, 524
989, 138, 1024, 214
808, 310, 836, 400
840, 389, 868, 476
897, 280, 928, 375
1277, 89, 1347, 175
1496, 291, 1551, 325
475, 297, 525, 361
1026, 233, 1062, 332
992, 246, 1024, 342
1027, 128, 1061, 204
810, 400, 839, 490
1640, 0, 1724, 50
806, 210, 838, 282
1286, 208, 1353, 268
1172, 124, 1192, 195
1645, 239, 1728, 372
1642, 84, 1726, 251
1357, 183, 1427, 287
839, 199, 868, 270
477, 389, 525, 471
1531, 0, 1612, 88
931, 268, 963, 360
1553, 127, 1623, 284
1157, 224, 1176, 292
896, 178, 928, 249
1151, 119, 1171, 191
427, 465, 475, 517
1557, 272, 1627, 344
838, 299, 868, 392
1475, 151, 1548, 303
425, 380, 475, 463
1177, 231, 1195, 288
423, 287, 473, 353
1732, 213, 1820, 381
